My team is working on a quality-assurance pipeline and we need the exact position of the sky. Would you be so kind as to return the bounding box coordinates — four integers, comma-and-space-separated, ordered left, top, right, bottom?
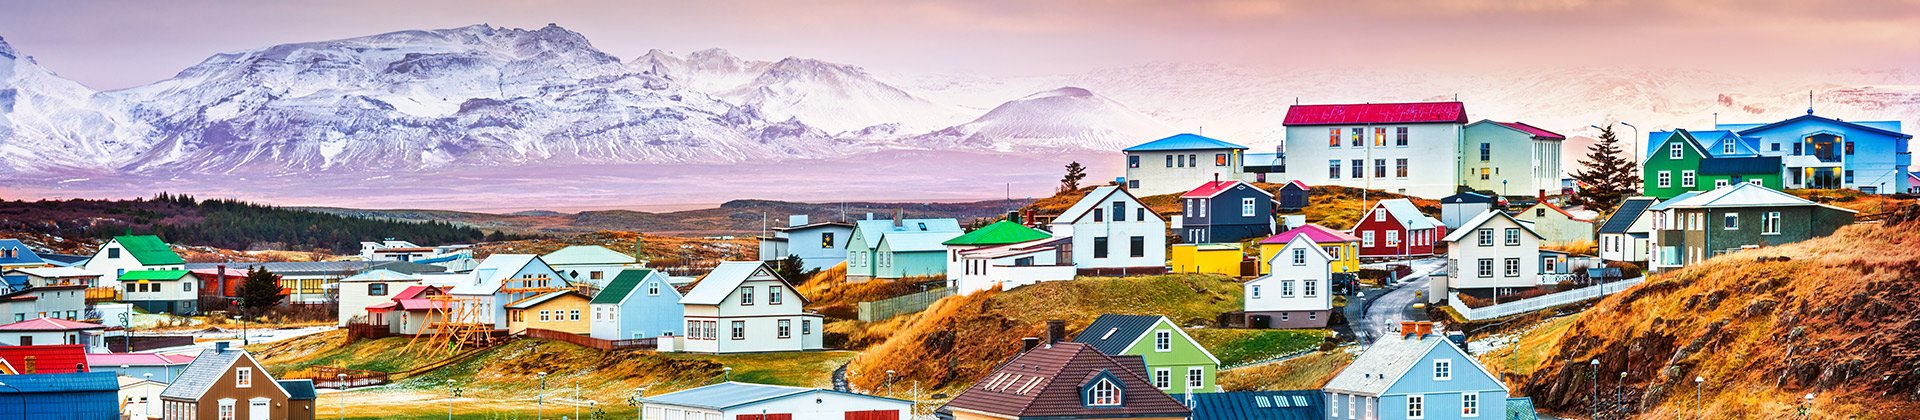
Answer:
3, 0, 1919, 90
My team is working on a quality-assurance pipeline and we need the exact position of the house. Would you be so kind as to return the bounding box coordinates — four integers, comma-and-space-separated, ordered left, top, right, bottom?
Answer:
757, 215, 856, 271
1052, 185, 1168, 275
1323, 322, 1508, 420
1072, 315, 1223, 395
1258, 224, 1361, 275
506, 290, 590, 335
360, 239, 426, 260
0, 371, 119, 418
187, 267, 249, 304
1170, 244, 1246, 277
159, 342, 309, 420
1652, 112, 1912, 194
1351, 199, 1445, 259
1597, 197, 1659, 264
846, 214, 964, 281
1641, 129, 1785, 199
589, 269, 684, 340
1511, 195, 1596, 245
119, 269, 200, 315
278, 379, 317, 420
89, 352, 196, 383
0, 318, 108, 351
0, 284, 87, 323
1440, 210, 1544, 299
938, 331, 1191, 420
638, 382, 912, 420
1461, 120, 1566, 197
442, 254, 569, 331
1244, 234, 1335, 329
1242, 151, 1288, 184
36, 253, 91, 268
1186, 390, 1327, 420
365, 285, 447, 335
542, 245, 638, 291
945, 219, 1058, 289
187, 261, 447, 305
0, 344, 91, 373
83, 235, 185, 289
0, 239, 46, 270
335, 269, 421, 327
1909, 172, 1919, 193
950, 237, 1076, 295
1122, 133, 1250, 196
1177, 179, 1276, 244
1275, 180, 1311, 212
121, 375, 170, 420
1281, 102, 1471, 198
1438, 192, 1496, 229
663, 261, 823, 353
3, 267, 101, 289
1651, 183, 1855, 271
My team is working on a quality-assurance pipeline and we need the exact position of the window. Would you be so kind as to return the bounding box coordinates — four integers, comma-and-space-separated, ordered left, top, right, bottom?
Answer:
1772, 143, 1780, 152
1292, 248, 1307, 266
1329, 128, 1342, 147
1128, 155, 1140, 168
1374, 159, 1387, 178
1351, 159, 1364, 179
1137, 208, 1147, 221
1092, 208, 1104, 222
1112, 201, 1127, 222
1187, 367, 1204, 388
1177, 155, 1186, 167
1154, 368, 1171, 389
777, 319, 792, 338
108, 248, 121, 259
590, 271, 604, 280
1088, 379, 1120, 406
183, 282, 192, 292
1480, 167, 1491, 180
802, 319, 812, 335
570, 310, 580, 321
1724, 141, 1736, 154
1434, 359, 1452, 380
1241, 198, 1257, 217
1846, 141, 1855, 155
1763, 211, 1780, 235
1396, 127, 1409, 146
1750, 179, 1763, 186
1479, 143, 1491, 161
821, 232, 835, 248
1724, 213, 1739, 230
1166, 155, 1174, 167
1093, 237, 1109, 258
1477, 229, 1493, 246
539, 310, 550, 321
1375, 209, 1386, 222
1505, 228, 1521, 246
1189, 154, 1198, 167
1281, 280, 1295, 297
218, 399, 236, 420
739, 286, 755, 305
1504, 258, 1520, 277
1130, 237, 1145, 258
1714, 179, 1729, 188
1362, 231, 1375, 247
1544, 256, 1558, 272
1350, 127, 1363, 147
1304, 279, 1317, 297
1846, 170, 1855, 183
1682, 170, 1696, 187
1154, 330, 1172, 351
1477, 259, 1493, 278
1396, 158, 1408, 178
1658, 171, 1671, 188
1386, 230, 1398, 246
369, 283, 387, 296
1374, 127, 1387, 147
769, 287, 784, 305
236, 367, 252, 388
1670, 143, 1683, 159
1215, 153, 1228, 166
647, 282, 660, 296
1251, 285, 1262, 299
730, 320, 745, 340
1463, 392, 1480, 417
1128, 180, 1139, 189
1329, 160, 1342, 179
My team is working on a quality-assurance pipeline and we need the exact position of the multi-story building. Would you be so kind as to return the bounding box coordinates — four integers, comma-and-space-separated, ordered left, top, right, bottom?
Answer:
756, 215, 855, 272
1642, 129, 1785, 199
665, 261, 823, 354
1440, 210, 1544, 299
1244, 234, 1335, 328
1281, 102, 1470, 198
1175, 179, 1275, 244
1650, 112, 1911, 194
1122, 133, 1249, 196
1461, 120, 1566, 198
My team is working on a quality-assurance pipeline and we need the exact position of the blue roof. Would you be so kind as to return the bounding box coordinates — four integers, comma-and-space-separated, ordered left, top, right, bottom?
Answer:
278, 380, 317, 400
0, 371, 119, 393
1188, 390, 1325, 420
1, 275, 26, 290
35, 253, 88, 267
1734, 114, 1912, 139
1123, 133, 1248, 152
410, 254, 463, 264
640, 382, 908, 411
0, 239, 45, 267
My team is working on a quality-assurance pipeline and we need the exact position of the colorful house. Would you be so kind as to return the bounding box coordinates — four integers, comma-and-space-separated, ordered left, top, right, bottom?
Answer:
1652, 112, 1912, 194
1258, 224, 1361, 275
541, 245, 638, 291
950, 237, 1075, 295
845, 215, 963, 281
756, 215, 855, 271
1651, 183, 1855, 271
1461, 120, 1566, 198
939, 334, 1191, 420
444, 254, 569, 331
1177, 180, 1275, 244
1244, 234, 1335, 328
1323, 322, 1508, 420
0, 283, 87, 323
1281, 101, 1471, 198
1122, 133, 1250, 196
639, 382, 912, 420
589, 268, 684, 340
506, 290, 590, 335
1276, 180, 1311, 211
0, 318, 107, 350
1072, 314, 1222, 395
1597, 197, 1659, 264
1169, 244, 1246, 277
1641, 129, 1784, 199
0, 371, 119, 419
83, 235, 185, 289
1351, 199, 1445, 259
159, 343, 311, 420
944, 219, 1056, 288
665, 261, 823, 354
1511, 195, 1595, 245
119, 269, 200, 316
1052, 185, 1168, 275
0, 239, 46, 270
1440, 210, 1545, 299
335, 269, 421, 327
365, 285, 447, 335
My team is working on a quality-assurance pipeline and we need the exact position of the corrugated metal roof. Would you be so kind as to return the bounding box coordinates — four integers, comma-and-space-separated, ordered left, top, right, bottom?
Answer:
1188, 390, 1326, 420
279, 379, 317, 400
853, 219, 963, 249
1123, 133, 1248, 152
1283, 102, 1467, 126
86, 352, 194, 367
1648, 191, 1702, 211
0, 345, 90, 374
1665, 183, 1850, 211
1494, 122, 1565, 140
1070, 314, 1163, 355
1735, 114, 1913, 139
0, 317, 105, 331
506, 290, 580, 309
1261, 224, 1356, 245
110, 235, 185, 266
1699, 156, 1782, 175
681, 262, 795, 306
939, 341, 1190, 418
1374, 199, 1439, 230
1443, 210, 1543, 243
120, 269, 191, 281
1322, 334, 1450, 396
879, 231, 963, 253
1181, 180, 1271, 199
591, 269, 664, 305
5, 267, 99, 278
0, 371, 117, 394
1598, 197, 1658, 234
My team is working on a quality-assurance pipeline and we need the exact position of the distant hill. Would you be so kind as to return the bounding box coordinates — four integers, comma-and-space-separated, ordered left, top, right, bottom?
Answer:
299, 198, 1036, 235
0, 194, 488, 254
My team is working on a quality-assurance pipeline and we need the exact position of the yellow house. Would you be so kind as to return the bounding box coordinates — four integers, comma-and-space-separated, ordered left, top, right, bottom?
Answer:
1169, 243, 1247, 277
1258, 224, 1361, 274
506, 290, 591, 335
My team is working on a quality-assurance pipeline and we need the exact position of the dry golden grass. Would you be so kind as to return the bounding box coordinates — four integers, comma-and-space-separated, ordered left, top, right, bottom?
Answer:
1218, 349, 1357, 391
1787, 188, 1916, 215
794, 262, 926, 320
1542, 239, 1597, 256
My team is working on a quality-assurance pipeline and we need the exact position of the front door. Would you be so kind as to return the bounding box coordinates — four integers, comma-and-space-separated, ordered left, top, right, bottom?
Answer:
249, 398, 271, 420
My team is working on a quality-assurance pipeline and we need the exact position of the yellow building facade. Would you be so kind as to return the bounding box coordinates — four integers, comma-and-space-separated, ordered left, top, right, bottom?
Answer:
506, 290, 592, 335
1169, 243, 1247, 277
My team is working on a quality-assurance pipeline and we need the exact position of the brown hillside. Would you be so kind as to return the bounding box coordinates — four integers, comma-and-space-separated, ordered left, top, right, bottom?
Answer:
1516, 206, 1920, 418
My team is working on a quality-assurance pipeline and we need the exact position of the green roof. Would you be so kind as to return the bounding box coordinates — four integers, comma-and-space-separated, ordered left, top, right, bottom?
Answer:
113, 235, 185, 265
591, 269, 656, 305
120, 269, 190, 281
941, 221, 1052, 246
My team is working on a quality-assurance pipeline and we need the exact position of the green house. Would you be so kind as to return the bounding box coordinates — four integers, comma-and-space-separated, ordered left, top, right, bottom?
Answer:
1643, 129, 1783, 199
1071, 314, 1222, 395
845, 217, 963, 281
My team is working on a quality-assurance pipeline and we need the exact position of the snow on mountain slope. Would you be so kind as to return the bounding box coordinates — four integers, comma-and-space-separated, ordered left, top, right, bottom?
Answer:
0, 36, 147, 173
912, 87, 1174, 151
634, 49, 968, 134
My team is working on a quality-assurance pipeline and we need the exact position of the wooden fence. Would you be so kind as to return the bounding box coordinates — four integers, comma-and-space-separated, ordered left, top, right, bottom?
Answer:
520, 328, 655, 351
106, 335, 197, 353
858, 287, 954, 322
288, 366, 391, 389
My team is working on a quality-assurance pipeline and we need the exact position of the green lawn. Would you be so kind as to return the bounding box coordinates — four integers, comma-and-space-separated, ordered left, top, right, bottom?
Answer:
1187, 328, 1327, 366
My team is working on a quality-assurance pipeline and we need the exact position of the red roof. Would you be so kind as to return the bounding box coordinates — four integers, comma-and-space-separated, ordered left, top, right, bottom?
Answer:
1496, 122, 1566, 140
0, 345, 90, 373
1283, 101, 1468, 126
1180, 180, 1249, 198
1261, 224, 1362, 244
392, 285, 439, 300
1288, 180, 1309, 190
86, 352, 195, 367
0, 317, 104, 331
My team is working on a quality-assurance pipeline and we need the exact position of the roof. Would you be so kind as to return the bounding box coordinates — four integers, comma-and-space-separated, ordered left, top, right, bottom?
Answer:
1122, 133, 1248, 152
1440, 192, 1496, 204
1442, 210, 1544, 243
1734, 114, 1913, 139
279, 379, 317, 400
1665, 182, 1853, 212
86, 352, 194, 367
162, 347, 287, 401
0, 345, 90, 374
1494, 122, 1566, 140
1523, 199, 1593, 223
185, 261, 446, 276
0, 317, 105, 332
591, 269, 664, 305
1369, 199, 1439, 230
119, 269, 192, 282
1187, 390, 1327, 420
1648, 191, 1702, 211
1699, 156, 1783, 175
772, 221, 856, 232
640, 382, 909, 411
1054, 186, 1158, 225
506, 290, 581, 310
449, 254, 547, 295
1280, 180, 1310, 191
942, 221, 1053, 247
5, 267, 100, 278
1070, 314, 1164, 355
1507, 397, 1540, 420
1261, 224, 1361, 245
960, 237, 1069, 260
0, 371, 117, 394
110, 235, 185, 266
392, 285, 439, 300
1648, 129, 1710, 159
1598, 197, 1658, 234
0, 239, 45, 267
681, 262, 804, 306
1181, 180, 1272, 199
879, 231, 965, 253
338, 269, 420, 283
853, 218, 964, 249
542, 245, 637, 266
1324, 334, 1457, 396
36, 253, 89, 266
1283, 101, 1467, 126
941, 341, 1190, 418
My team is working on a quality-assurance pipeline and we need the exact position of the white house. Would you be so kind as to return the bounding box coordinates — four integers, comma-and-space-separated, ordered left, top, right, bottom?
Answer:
588, 269, 684, 340
1512, 196, 1596, 246
1050, 185, 1167, 275
951, 237, 1075, 295
0, 317, 108, 351
82, 235, 185, 289
639, 382, 911, 420
0, 285, 87, 323
335, 269, 422, 327
1597, 197, 1658, 264
1281, 102, 1471, 199
541, 245, 638, 291
120, 375, 169, 420
1461, 120, 1567, 198
445, 255, 569, 331
1440, 210, 1543, 299
663, 261, 823, 354
1243, 234, 1334, 328
1121, 133, 1250, 196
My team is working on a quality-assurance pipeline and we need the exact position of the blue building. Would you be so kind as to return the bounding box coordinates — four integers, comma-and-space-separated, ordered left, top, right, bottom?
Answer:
1187, 390, 1326, 420
0, 240, 45, 271
589, 269, 684, 340
1178, 180, 1275, 244
0, 371, 120, 419
756, 215, 855, 271
1323, 322, 1508, 420
1649, 111, 1912, 194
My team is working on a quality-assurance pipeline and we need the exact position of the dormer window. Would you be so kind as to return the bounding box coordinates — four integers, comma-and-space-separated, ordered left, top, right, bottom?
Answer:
1087, 378, 1121, 406
1724, 141, 1735, 154
1670, 143, 1683, 159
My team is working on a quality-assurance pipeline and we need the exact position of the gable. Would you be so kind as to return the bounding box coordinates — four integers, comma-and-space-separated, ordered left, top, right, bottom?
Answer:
1119, 318, 1222, 367
1381, 339, 1508, 396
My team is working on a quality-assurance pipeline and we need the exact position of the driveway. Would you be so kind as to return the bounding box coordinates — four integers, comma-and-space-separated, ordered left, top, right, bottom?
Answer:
1347, 258, 1445, 345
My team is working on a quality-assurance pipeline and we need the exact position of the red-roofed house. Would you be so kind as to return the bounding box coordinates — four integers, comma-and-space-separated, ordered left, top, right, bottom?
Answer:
88, 352, 195, 383
1282, 101, 1472, 198
1258, 224, 1362, 274
1351, 199, 1447, 259
1464, 119, 1570, 198
1175, 179, 1275, 244
0, 317, 107, 351
368, 285, 448, 335
0, 344, 92, 373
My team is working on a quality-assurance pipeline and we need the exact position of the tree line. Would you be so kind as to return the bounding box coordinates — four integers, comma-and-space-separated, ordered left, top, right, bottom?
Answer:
0, 193, 503, 253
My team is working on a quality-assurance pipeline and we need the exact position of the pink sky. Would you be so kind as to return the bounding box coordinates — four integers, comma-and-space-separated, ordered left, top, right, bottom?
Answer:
3, 0, 1918, 90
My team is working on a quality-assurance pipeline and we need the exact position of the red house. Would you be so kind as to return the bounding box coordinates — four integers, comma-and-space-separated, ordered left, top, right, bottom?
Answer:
1350, 198, 1446, 258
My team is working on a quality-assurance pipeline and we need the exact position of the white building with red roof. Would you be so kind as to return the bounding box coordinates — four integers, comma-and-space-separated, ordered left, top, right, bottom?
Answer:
0, 317, 108, 352
1464, 119, 1568, 198
1282, 101, 1471, 198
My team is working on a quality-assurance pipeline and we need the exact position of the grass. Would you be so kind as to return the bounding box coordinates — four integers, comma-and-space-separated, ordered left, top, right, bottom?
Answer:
1187, 328, 1327, 366
1218, 349, 1357, 391
1475, 316, 1578, 378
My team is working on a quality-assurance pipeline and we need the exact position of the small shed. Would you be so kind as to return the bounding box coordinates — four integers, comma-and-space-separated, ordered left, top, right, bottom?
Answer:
1439, 191, 1497, 229
1171, 244, 1247, 277
1277, 180, 1311, 211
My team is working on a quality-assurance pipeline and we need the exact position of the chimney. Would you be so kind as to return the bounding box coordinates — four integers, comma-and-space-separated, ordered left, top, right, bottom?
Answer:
1400, 321, 1435, 338
1021, 337, 1040, 352
1007, 211, 1021, 224
215, 341, 230, 353
1538, 189, 1547, 202
865, 212, 874, 221
1213, 173, 1220, 183
1024, 209, 1036, 226
893, 208, 904, 228
1046, 320, 1067, 345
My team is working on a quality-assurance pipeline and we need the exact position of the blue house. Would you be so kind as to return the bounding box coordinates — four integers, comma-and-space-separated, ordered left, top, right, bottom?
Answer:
757, 215, 855, 271
1276, 180, 1310, 212
589, 268, 684, 340
1178, 180, 1275, 244
1188, 390, 1326, 420
0, 239, 45, 270
1650, 111, 1912, 194
0, 371, 120, 419
1323, 322, 1507, 420
845, 215, 962, 281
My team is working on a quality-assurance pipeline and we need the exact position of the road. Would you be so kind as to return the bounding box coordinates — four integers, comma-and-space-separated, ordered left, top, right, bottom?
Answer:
1347, 258, 1446, 345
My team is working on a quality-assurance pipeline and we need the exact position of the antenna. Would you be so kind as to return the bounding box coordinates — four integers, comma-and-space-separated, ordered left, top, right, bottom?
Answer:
1198, 126, 1203, 135
1806, 91, 1815, 115
1713, 112, 1718, 126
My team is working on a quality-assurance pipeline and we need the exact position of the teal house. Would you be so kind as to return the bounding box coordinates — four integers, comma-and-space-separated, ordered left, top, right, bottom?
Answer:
845, 215, 962, 281
1071, 314, 1222, 395
1642, 129, 1783, 199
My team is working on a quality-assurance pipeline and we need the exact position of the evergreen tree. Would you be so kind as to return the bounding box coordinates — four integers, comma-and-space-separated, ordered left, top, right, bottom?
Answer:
773, 254, 816, 284
1060, 162, 1088, 193
237, 267, 285, 316
1569, 124, 1641, 213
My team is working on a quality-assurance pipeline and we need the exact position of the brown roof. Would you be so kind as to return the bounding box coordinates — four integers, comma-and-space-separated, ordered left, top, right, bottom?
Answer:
940, 341, 1190, 419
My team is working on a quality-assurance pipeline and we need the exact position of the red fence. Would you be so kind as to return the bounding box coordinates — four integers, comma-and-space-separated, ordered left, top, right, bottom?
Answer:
288, 366, 390, 389
520, 328, 654, 351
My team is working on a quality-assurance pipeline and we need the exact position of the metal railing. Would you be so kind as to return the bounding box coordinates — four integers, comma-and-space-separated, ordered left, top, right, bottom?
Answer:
1450, 277, 1645, 321
857, 287, 954, 322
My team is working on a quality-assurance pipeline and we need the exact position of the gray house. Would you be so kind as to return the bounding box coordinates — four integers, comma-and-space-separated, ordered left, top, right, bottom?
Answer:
1653, 183, 1855, 270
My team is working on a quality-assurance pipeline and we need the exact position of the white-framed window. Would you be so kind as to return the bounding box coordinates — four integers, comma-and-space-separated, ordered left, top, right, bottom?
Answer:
1408, 394, 1425, 419
1670, 143, 1683, 159
1763, 211, 1781, 235
1682, 170, 1696, 187
1750, 179, 1764, 186
1304, 279, 1318, 298
1463, 392, 1480, 417
730, 320, 745, 340
1374, 210, 1385, 222
1715, 179, 1729, 188
739, 286, 755, 305
1362, 231, 1375, 247
1724, 141, 1736, 154
1658, 171, 1671, 188
1242, 198, 1257, 217
569, 309, 580, 321
1251, 285, 1262, 299
1154, 368, 1171, 389
647, 282, 660, 295
1281, 280, 1296, 297
1386, 230, 1399, 246
1477, 229, 1493, 246
218, 399, 236, 420
1477, 259, 1493, 278
1504, 258, 1521, 277
1292, 248, 1307, 266
235, 367, 252, 388
1435, 359, 1453, 380
1187, 367, 1204, 388
1504, 228, 1520, 246
1088, 379, 1120, 406
1725, 213, 1739, 230
777, 319, 792, 338
1154, 330, 1172, 352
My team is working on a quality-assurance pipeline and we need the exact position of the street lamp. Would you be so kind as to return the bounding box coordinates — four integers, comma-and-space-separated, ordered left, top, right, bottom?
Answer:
1802, 393, 1815, 418
1617, 371, 1627, 418
1589, 359, 1599, 420
722, 367, 731, 382
537, 372, 550, 420
632, 387, 646, 420
1694, 376, 1704, 419
338, 373, 348, 420
1619, 122, 1640, 180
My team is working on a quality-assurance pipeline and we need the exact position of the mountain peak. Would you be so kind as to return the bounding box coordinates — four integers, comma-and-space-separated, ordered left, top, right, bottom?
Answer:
1022, 86, 1095, 100
0, 35, 17, 59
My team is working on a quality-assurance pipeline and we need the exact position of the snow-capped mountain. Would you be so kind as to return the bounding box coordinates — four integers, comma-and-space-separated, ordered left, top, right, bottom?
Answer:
634, 49, 969, 134
914, 87, 1172, 151
0, 36, 148, 174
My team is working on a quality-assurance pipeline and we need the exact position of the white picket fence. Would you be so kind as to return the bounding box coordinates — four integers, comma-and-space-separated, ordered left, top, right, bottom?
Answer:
1450, 277, 1645, 320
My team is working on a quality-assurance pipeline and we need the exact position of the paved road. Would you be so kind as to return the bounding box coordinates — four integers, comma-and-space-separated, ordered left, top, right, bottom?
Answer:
1350, 258, 1445, 345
